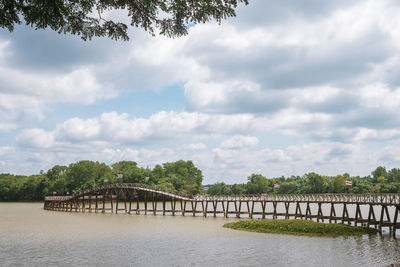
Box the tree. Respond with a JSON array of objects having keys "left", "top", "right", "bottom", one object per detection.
[
  {"left": 304, "top": 173, "right": 327, "bottom": 193},
  {"left": 246, "top": 174, "right": 270, "bottom": 194},
  {"left": 207, "top": 182, "right": 232, "bottom": 195},
  {"left": 1, "top": 0, "right": 248, "bottom": 41},
  {"left": 372, "top": 166, "right": 387, "bottom": 181},
  {"left": 111, "top": 161, "right": 144, "bottom": 183},
  {"left": 387, "top": 168, "right": 400, "bottom": 183},
  {"left": 65, "top": 160, "right": 112, "bottom": 192},
  {"left": 331, "top": 174, "right": 346, "bottom": 193},
  {"left": 162, "top": 160, "right": 203, "bottom": 195}
]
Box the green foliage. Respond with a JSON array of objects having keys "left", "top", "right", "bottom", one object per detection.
[
  {"left": 2, "top": 163, "right": 400, "bottom": 201},
  {"left": 208, "top": 182, "right": 232, "bottom": 195},
  {"left": 0, "top": 159, "right": 203, "bottom": 200},
  {"left": 162, "top": 160, "right": 203, "bottom": 195},
  {"left": 304, "top": 172, "right": 328, "bottom": 193},
  {"left": 204, "top": 166, "right": 400, "bottom": 195},
  {"left": 0, "top": 0, "right": 248, "bottom": 41},
  {"left": 330, "top": 174, "right": 346, "bottom": 193},
  {"left": 223, "top": 219, "right": 378, "bottom": 237},
  {"left": 246, "top": 174, "right": 271, "bottom": 194},
  {"left": 372, "top": 166, "right": 387, "bottom": 181}
]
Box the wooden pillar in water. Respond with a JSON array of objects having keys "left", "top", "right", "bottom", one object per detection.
[
  {"left": 355, "top": 203, "right": 362, "bottom": 227},
  {"left": 367, "top": 204, "right": 376, "bottom": 228},
  {"left": 102, "top": 194, "right": 105, "bottom": 213},
  {"left": 393, "top": 205, "right": 400, "bottom": 237},
  {"left": 234, "top": 201, "right": 239, "bottom": 218},
  {"left": 88, "top": 195, "right": 92, "bottom": 212},
  {"left": 191, "top": 201, "right": 197, "bottom": 217},
  {"left": 180, "top": 200, "right": 185, "bottom": 216},
  {"left": 246, "top": 201, "right": 251, "bottom": 219},
  {"left": 273, "top": 201, "right": 277, "bottom": 219},
  {"left": 144, "top": 192, "right": 147, "bottom": 215},
  {"left": 379, "top": 205, "right": 391, "bottom": 233},
  {"left": 115, "top": 193, "right": 119, "bottom": 214},
  {"left": 213, "top": 201, "right": 217, "bottom": 217},
  {"left": 295, "top": 202, "right": 302, "bottom": 219},
  {"left": 342, "top": 203, "right": 349, "bottom": 224},
  {"left": 261, "top": 201, "right": 266, "bottom": 219},
  {"left": 305, "top": 202, "right": 312, "bottom": 220},
  {"left": 172, "top": 198, "right": 176, "bottom": 216},
  {"left": 153, "top": 193, "right": 156, "bottom": 215},
  {"left": 162, "top": 195, "right": 166, "bottom": 216},
  {"left": 329, "top": 203, "right": 336, "bottom": 223},
  {"left": 124, "top": 190, "right": 127, "bottom": 214},
  {"left": 136, "top": 194, "right": 140, "bottom": 215},
  {"left": 317, "top": 202, "right": 323, "bottom": 222},
  {"left": 110, "top": 192, "right": 114, "bottom": 214},
  {"left": 285, "top": 202, "right": 290, "bottom": 219},
  {"left": 95, "top": 195, "right": 98, "bottom": 213}
]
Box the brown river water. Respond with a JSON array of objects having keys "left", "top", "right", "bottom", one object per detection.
[{"left": 0, "top": 202, "right": 399, "bottom": 266}]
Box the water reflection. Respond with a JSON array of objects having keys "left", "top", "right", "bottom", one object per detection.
[{"left": 0, "top": 203, "right": 399, "bottom": 266}]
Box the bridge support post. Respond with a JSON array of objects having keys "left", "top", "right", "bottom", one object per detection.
[
  {"left": 317, "top": 202, "right": 323, "bottom": 222},
  {"left": 342, "top": 203, "right": 349, "bottom": 224},
  {"left": 172, "top": 198, "right": 176, "bottom": 216},
  {"left": 191, "top": 201, "right": 196, "bottom": 217},
  {"left": 295, "top": 202, "right": 302, "bottom": 219},
  {"left": 162, "top": 196, "right": 166, "bottom": 216},
  {"left": 305, "top": 202, "right": 311, "bottom": 220},
  {"left": 153, "top": 193, "right": 157, "bottom": 216},
  {"left": 285, "top": 202, "right": 290, "bottom": 219},
  {"left": 393, "top": 205, "right": 400, "bottom": 237},
  {"left": 181, "top": 200, "right": 185, "bottom": 216},
  {"left": 379, "top": 205, "right": 391, "bottom": 233},
  {"left": 272, "top": 201, "right": 277, "bottom": 219},
  {"left": 144, "top": 192, "right": 147, "bottom": 215},
  {"left": 329, "top": 203, "right": 336, "bottom": 223},
  {"left": 367, "top": 204, "right": 376, "bottom": 228},
  {"left": 95, "top": 195, "right": 98, "bottom": 213}
]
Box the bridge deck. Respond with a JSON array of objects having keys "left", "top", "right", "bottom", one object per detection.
[{"left": 43, "top": 184, "right": 400, "bottom": 237}]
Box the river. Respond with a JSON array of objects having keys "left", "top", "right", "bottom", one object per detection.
[{"left": 0, "top": 203, "right": 399, "bottom": 266}]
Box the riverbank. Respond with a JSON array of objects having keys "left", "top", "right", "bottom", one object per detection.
[{"left": 223, "top": 219, "right": 379, "bottom": 237}]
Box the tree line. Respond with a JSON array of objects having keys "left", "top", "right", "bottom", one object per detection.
[
  {"left": 206, "top": 166, "right": 400, "bottom": 195},
  {"left": 1, "top": 161, "right": 399, "bottom": 201},
  {"left": 0, "top": 160, "right": 203, "bottom": 201}
]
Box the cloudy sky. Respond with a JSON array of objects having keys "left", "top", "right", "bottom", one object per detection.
[{"left": 1, "top": 0, "right": 400, "bottom": 183}]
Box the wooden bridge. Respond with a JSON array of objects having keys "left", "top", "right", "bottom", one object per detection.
[{"left": 44, "top": 183, "right": 400, "bottom": 237}]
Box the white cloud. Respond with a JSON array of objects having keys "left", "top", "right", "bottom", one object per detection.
[
  {"left": 220, "top": 135, "right": 259, "bottom": 149},
  {"left": 181, "top": 143, "right": 207, "bottom": 150},
  {"left": 16, "top": 128, "right": 55, "bottom": 148}
]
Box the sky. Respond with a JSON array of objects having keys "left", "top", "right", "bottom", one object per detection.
[{"left": 1, "top": 0, "right": 400, "bottom": 184}]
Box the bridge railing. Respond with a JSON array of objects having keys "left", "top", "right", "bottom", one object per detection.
[
  {"left": 44, "top": 186, "right": 400, "bottom": 205},
  {"left": 45, "top": 183, "right": 194, "bottom": 201},
  {"left": 194, "top": 193, "right": 400, "bottom": 204}
]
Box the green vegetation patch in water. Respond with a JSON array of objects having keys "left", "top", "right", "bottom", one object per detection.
[{"left": 223, "top": 219, "right": 378, "bottom": 237}]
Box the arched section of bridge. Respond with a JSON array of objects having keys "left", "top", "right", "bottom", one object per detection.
[
  {"left": 44, "top": 183, "right": 193, "bottom": 215},
  {"left": 44, "top": 184, "right": 400, "bottom": 237}
]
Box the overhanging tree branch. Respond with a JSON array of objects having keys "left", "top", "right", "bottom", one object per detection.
[{"left": 0, "top": 0, "right": 249, "bottom": 41}]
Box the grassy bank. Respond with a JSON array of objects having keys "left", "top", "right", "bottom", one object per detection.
[{"left": 223, "top": 219, "right": 378, "bottom": 237}]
